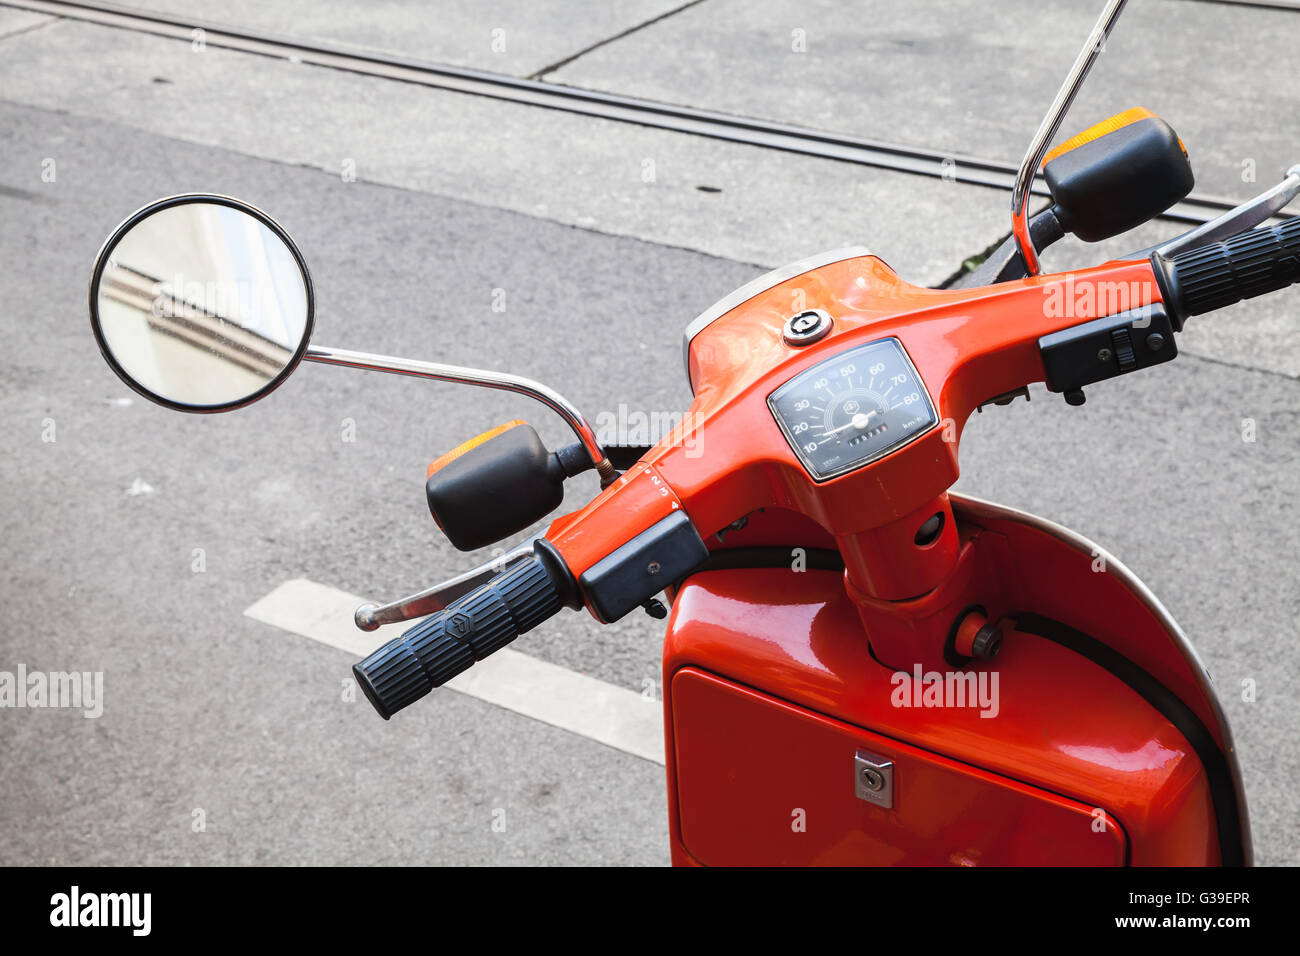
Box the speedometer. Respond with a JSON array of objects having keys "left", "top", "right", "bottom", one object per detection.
[{"left": 767, "top": 337, "right": 937, "bottom": 481}]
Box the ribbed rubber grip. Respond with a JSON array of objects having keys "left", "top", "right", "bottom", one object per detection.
[
  {"left": 1160, "top": 217, "right": 1300, "bottom": 318},
  {"left": 353, "top": 553, "right": 565, "bottom": 719}
]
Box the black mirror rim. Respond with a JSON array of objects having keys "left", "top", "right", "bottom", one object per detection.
[{"left": 88, "top": 192, "right": 316, "bottom": 414}]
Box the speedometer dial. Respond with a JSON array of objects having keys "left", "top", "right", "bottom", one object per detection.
[{"left": 767, "top": 337, "right": 937, "bottom": 481}]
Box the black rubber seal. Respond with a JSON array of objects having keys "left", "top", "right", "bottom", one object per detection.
[
  {"left": 1015, "top": 612, "right": 1246, "bottom": 867},
  {"left": 692, "top": 546, "right": 845, "bottom": 573},
  {"left": 605, "top": 443, "right": 654, "bottom": 470}
]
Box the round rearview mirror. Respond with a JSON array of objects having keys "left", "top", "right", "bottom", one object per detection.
[{"left": 89, "top": 194, "right": 314, "bottom": 412}]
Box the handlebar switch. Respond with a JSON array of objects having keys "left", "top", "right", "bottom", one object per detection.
[
  {"left": 1038, "top": 304, "right": 1178, "bottom": 402},
  {"left": 578, "top": 511, "right": 709, "bottom": 623}
]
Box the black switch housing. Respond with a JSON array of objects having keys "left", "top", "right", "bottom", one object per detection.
[
  {"left": 1039, "top": 305, "right": 1177, "bottom": 397},
  {"left": 578, "top": 511, "right": 708, "bottom": 623}
]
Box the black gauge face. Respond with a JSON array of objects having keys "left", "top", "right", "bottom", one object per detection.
[{"left": 767, "top": 338, "right": 937, "bottom": 481}]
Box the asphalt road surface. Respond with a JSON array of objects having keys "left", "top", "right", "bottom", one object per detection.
[{"left": 1, "top": 0, "right": 1297, "bottom": 866}]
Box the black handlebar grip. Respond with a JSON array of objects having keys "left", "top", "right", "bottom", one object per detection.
[
  {"left": 1156, "top": 217, "right": 1300, "bottom": 321},
  {"left": 353, "top": 548, "right": 572, "bottom": 719}
]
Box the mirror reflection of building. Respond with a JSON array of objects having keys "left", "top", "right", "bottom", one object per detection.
[{"left": 93, "top": 200, "right": 310, "bottom": 408}]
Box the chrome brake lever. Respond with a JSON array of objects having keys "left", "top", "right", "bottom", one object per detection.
[
  {"left": 1138, "top": 165, "right": 1300, "bottom": 259},
  {"left": 353, "top": 537, "right": 539, "bottom": 631}
]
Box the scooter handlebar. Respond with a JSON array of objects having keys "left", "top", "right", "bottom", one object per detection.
[
  {"left": 1156, "top": 216, "right": 1300, "bottom": 321},
  {"left": 353, "top": 544, "right": 574, "bottom": 719}
]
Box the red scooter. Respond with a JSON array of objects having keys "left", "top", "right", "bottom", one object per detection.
[{"left": 87, "top": 0, "right": 1298, "bottom": 866}]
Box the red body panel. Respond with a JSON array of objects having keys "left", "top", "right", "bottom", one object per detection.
[
  {"left": 661, "top": 498, "right": 1247, "bottom": 866},
  {"left": 673, "top": 669, "right": 1127, "bottom": 867}
]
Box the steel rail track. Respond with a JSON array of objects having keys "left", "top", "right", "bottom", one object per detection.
[
  {"left": 1183, "top": 0, "right": 1300, "bottom": 11},
  {"left": 4, "top": 0, "right": 1293, "bottom": 226}
]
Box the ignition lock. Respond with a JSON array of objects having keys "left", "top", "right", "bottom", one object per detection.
[{"left": 782, "top": 309, "right": 833, "bottom": 346}]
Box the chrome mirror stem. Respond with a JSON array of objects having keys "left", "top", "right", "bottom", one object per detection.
[
  {"left": 303, "top": 345, "right": 614, "bottom": 481},
  {"left": 1011, "top": 0, "right": 1131, "bottom": 275}
]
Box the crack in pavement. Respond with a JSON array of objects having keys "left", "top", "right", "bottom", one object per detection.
[
  {"left": 0, "top": 11, "right": 61, "bottom": 42},
  {"left": 529, "top": 0, "right": 711, "bottom": 81}
]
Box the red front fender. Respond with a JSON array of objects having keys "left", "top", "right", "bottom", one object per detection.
[{"left": 661, "top": 494, "right": 1250, "bottom": 867}]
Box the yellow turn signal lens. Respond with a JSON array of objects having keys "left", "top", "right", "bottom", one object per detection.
[
  {"left": 427, "top": 420, "right": 527, "bottom": 479},
  {"left": 1043, "top": 107, "right": 1184, "bottom": 166}
]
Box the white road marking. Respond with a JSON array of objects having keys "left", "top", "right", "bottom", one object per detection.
[{"left": 244, "top": 579, "right": 665, "bottom": 764}]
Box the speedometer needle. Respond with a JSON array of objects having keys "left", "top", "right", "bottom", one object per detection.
[{"left": 817, "top": 409, "right": 879, "bottom": 445}]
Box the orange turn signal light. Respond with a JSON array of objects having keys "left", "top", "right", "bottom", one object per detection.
[
  {"left": 427, "top": 420, "right": 527, "bottom": 479},
  {"left": 1044, "top": 107, "right": 1185, "bottom": 166}
]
